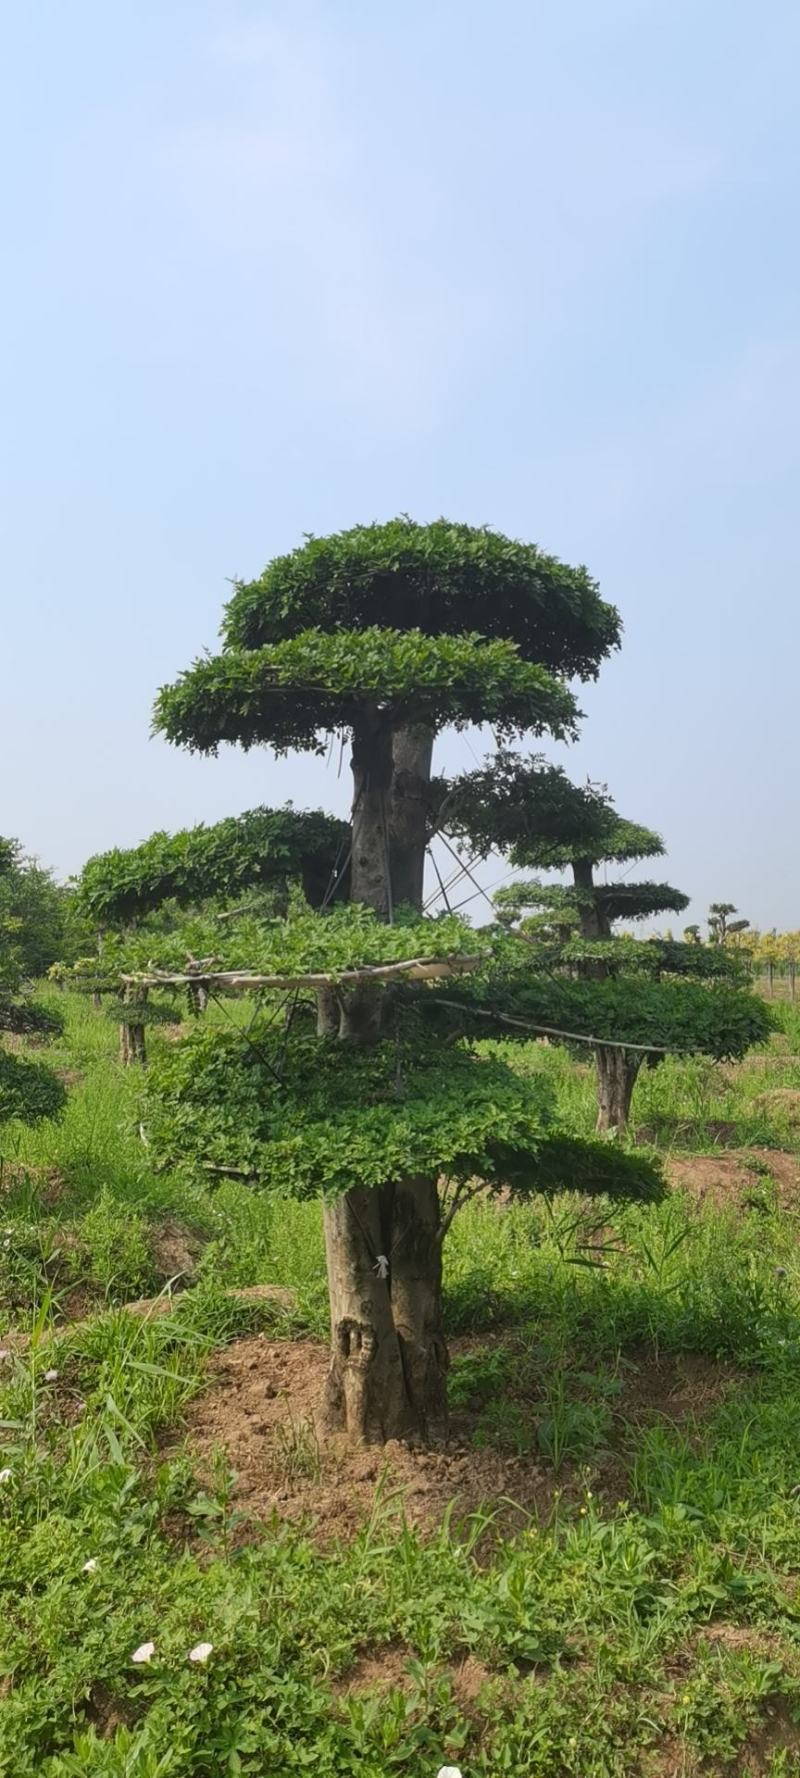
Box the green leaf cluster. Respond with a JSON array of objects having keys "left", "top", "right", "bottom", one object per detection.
[
  {"left": 445, "top": 753, "right": 664, "bottom": 869},
  {"left": 222, "top": 516, "right": 620, "bottom": 679},
  {"left": 154, "top": 630, "right": 580, "bottom": 757},
  {"left": 146, "top": 1025, "right": 555, "bottom": 1198},
  {"left": 77, "top": 805, "right": 349, "bottom": 924},
  {"left": 0, "top": 1048, "right": 66, "bottom": 1126},
  {"left": 98, "top": 900, "right": 485, "bottom": 981},
  {"left": 498, "top": 877, "right": 690, "bottom": 925},
  {"left": 425, "top": 969, "right": 774, "bottom": 1060}
]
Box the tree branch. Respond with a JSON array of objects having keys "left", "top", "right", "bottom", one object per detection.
[{"left": 120, "top": 953, "right": 484, "bottom": 992}]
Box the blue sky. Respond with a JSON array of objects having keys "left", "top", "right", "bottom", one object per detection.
[{"left": 2, "top": 0, "right": 798, "bottom": 927}]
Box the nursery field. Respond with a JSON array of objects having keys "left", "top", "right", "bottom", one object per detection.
[{"left": 4, "top": 996, "right": 800, "bottom": 1774}]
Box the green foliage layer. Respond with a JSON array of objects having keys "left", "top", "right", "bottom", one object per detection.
[
  {"left": 78, "top": 806, "right": 349, "bottom": 924},
  {"left": 96, "top": 901, "right": 484, "bottom": 981},
  {"left": 146, "top": 1026, "right": 555, "bottom": 1198},
  {"left": 425, "top": 970, "right": 774, "bottom": 1060},
  {"left": 222, "top": 516, "right": 620, "bottom": 679},
  {"left": 154, "top": 631, "right": 580, "bottom": 757}
]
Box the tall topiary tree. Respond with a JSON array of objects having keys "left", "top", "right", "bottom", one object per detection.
[
  {"left": 442, "top": 755, "right": 772, "bottom": 1130},
  {"left": 708, "top": 902, "right": 750, "bottom": 945},
  {"left": 139, "top": 517, "right": 647, "bottom": 1444}
]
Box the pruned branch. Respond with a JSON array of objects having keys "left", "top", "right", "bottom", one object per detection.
[
  {"left": 432, "top": 996, "right": 675, "bottom": 1054},
  {"left": 120, "top": 952, "right": 484, "bottom": 992}
]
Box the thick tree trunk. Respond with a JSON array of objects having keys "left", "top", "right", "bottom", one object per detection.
[
  {"left": 573, "top": 858, "right": 611, "bottom": 939},
  {"left": 388, "top": 724, "right": 434, "bottom": 911},
  {"left": 350, "top": 713, "right": 394, "bottom": 916},
  {"left": 322, "top": 1176, "right": 447, "bottom": 1444},
  {"left": 595, "top": 1045, "right": 641, "bottom": 1131},
  {"left": 317, "top": 712, "right": 448, "bottom": 1444},
  {"left": 316, "top": 986, "right": 340, "bottom": 1037}
]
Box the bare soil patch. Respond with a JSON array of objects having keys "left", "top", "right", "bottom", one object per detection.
[
  {"left": 172, "top": 1338, "right": 739, "bottom": 1546},
  {"left": 667, "top": 1147, "right": 800, "bottom": 1214}
]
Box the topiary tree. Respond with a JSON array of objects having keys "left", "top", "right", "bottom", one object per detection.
[
  {"left": 133, "top": 516, "right": 660, "bottom": 1444},
  {"left": 444, "top": 755, "right": 772, "bottom": 1130},
  {"left": 708, "top": 902, "right": 750, "bottom": 945}
]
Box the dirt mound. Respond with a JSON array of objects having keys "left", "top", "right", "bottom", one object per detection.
[
  {"left": 667, "top": 1148, "right": 800, "bottom": 1213},
  {"left": 754, "top": 1090, "right": 800, "bottom": 1126},
  {"left": 171, "top": 1338, "right": 739, "bottom": 1546}
]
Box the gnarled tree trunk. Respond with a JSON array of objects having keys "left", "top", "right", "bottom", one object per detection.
[
  {"left": 322, "top": 1176, "right": 447, "bottom": 1444},
  {"left": 320, "top": 712, "right": 448, "bottom": 1444},
  {"left": 594, "top": 1044, "right": 641, "bottom": 1131}
]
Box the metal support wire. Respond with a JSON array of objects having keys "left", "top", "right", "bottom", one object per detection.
[
  {"left": 437, "top": 831, "right": 498, "bottom": 917},
  {"left": 207, "top": 989, "right": 289, "bottom": 1087},
  {"left": 428, "top": 843, "right": 454, "bottom": 914}
]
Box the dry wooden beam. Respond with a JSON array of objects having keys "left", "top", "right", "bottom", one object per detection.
[{"left": 120, "top": 953, "right": 484, "bottom": 992}]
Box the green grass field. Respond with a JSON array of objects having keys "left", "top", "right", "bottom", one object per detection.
[{"left": 5, "top": 994, "right": 800, "bottom": 1774}]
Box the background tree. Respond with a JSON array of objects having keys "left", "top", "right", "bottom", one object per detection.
[
  {"left": 0, "top": 839, "right": 76, "bottom": 978},
  {"left": 131, "top": 516, "right": 656, "bottom": 1444},
  {"left": 708, "top": 902, "right": 750, "bottom": 945},
  {"left": 442, "top": 755, "right": 771, "bottom": 1130},
  {"left": 0, "top": 886, "right": 66, "bottom": 1135}
]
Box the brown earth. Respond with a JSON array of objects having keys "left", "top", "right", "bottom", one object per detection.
[
  {"left": 169, "top": 1337, "right": 740, "bottom": 1548},
  {"left": 666, "top": 1146, "right": 800, "bottom": 1214}
]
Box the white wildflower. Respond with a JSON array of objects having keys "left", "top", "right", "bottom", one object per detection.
[
  {"left": 436, "top": 1769, "right": 463, "bottom": 1778},
  {"left": 82, "top": 1557, "right": 98, "bottom": 1574},
  {"left": 188, "top": 1641, "right": 213, "bottom": 1664},
  {"left": 131, "top": 1641, "right": 155, "bottom": 1664},
  {"left": 44, "top": 1368, "right": 58, "bottom": 1383},
  {"left": 0, "top": 1468, "right": 12, "bottom": 1483}
]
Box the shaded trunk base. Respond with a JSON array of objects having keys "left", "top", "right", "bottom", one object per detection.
[
  {"left": 120, "top": 1022, "right": 146, "bottom": 1066},
  {"left": 322, "top": 1178, "right": 448, "bottom": 1445},
  {"left": 595, "top": 1045, "right": 641, "bottom": 1131}
]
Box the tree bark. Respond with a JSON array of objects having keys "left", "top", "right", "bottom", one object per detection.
[
  {"left": 388, "top": 724, "right": 434, "bottom": 911},
  {"left": 316, "top": 986, "right": 340, "bottom": 1037},
  {"left": 322, "top": 1177, "right": 447, "bottom": 1444},
  {"left": 120, "top": 988, "right": 148, "bottom": 1067},
  {"left": 573, "top": 858, "right": 611, "bottom": 939},
  {"left": 350, "top": 712, "right": 394, "bottom": 916},
  {"left": 595, "top": 1045, "right": 641, "bottom": 1131}
]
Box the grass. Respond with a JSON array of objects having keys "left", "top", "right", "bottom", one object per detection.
[{"left": 3, "top": 996, "right": 800, "bottom": 1771}]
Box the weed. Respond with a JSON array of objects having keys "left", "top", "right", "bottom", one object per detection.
[{"left": 273, "top": 1407, "right": 322, "bottom": 1483}]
